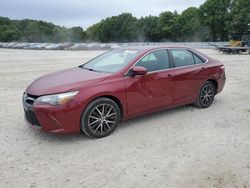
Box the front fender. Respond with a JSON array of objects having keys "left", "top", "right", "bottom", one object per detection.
[{"left": 73, "top": 76, "right": 127, "bottom": 120}]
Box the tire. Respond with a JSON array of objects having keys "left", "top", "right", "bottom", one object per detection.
[
  {"left": 194, "top": 81, "right": 216, "bottom": 108},
  {"left": 237, "top": 50, "right": 242, "bottom": 55},
  {"left": 81, "top": 98, "right": 121, "bottom": 138}
]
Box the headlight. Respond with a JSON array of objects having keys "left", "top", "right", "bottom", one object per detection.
[{"left": 36, "top": 91, "right": 79, "bottom": 106}]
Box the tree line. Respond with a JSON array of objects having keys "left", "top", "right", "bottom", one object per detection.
[
  {"left": 0, "top": 17, "right": 87, "bottom": 42},
  {"left": 0, "top": 0, "right": 249, "bottom": 43}
]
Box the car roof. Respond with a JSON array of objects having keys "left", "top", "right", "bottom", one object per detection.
[
  {"left": 120, "top": 45, "right": 191, "bottom": 51},
  {"left": 119, "top": 45, "right": 210, "bottom": 61}
]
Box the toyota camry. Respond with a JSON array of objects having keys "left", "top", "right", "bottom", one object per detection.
[{"left": 23, "top": 46, "right": 226, "bottom": 138}]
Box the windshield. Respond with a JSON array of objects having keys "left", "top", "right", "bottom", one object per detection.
[{"left": 82, "top": 49, "right": 142, "bottom": 73}]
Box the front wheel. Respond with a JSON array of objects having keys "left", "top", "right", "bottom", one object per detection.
[
  {"left": 81, "top": 98, "right": 121, "bottom": 138},
  {"left": 194, "top": 81, "right": 216, "bottom": 108}
]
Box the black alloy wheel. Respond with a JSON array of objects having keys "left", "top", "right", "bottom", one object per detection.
[
  {"left": 81, "top": 98, "right": 120, "bottom": 138},
  {"left": 194, "top": 81, "right": 216, "bottom": 108}
]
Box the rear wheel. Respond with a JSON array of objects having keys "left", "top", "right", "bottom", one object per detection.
[
  {"left": 81, "top": 98, "right": 120, "bottom": 138},
  {"left": 194, "top": 81, "right": 216, "bottom": 108}
]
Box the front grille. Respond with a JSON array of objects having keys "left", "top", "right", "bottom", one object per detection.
[
  {"left": 25, "top": 109, "right": 41, "bottom": 127},
  {"left": 25, "top": 94, "right": 38, "bottom": 105},
  {"left": 23, "top": 92, "right": 40, "bottom": 127}
]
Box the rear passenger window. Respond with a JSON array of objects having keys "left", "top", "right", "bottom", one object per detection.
[
  {"left": 171, "top": 49, "right": 195, "bottom": 68},
  {"left": 193, "top": 54, "right": 205, "bottom": 64}
]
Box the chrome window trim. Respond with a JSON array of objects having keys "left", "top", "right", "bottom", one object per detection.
[{"left": 124, "top": 47, "right": 208, "bottom": 76}]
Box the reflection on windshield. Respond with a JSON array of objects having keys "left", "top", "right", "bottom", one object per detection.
[{"left": 82, "top": 49, "right": 141, "bottom": 73}]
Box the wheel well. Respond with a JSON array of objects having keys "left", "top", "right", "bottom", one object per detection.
[
  {"left": 207, "top": 79, "right": 218, "bottom": 93},
  {"left": 98, "top": 95, "right": 124, "bottom": 120}
]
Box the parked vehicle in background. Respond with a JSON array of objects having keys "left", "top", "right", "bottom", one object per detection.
[{"left": 213, "top": 34, "right": 250, "bottom": 54}]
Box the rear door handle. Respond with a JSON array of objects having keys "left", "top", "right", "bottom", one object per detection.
[
  {"left": 167, "top": 74, "right": 173, "bottom": 77},
  {"left": 201, "top": 67, "right": 206, "bottom": 70}
]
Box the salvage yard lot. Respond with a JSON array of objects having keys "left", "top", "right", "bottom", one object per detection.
[{"left": 0, "top": 48, "right": 249, "bottom": 187}]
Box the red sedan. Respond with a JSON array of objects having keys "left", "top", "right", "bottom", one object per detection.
[{"left": 23, "top": 46, "right": 226, "bottom": 138}]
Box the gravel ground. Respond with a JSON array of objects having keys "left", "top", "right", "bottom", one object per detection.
[{"left": 0, "top": 49, "right": 249, "bottom": 188}]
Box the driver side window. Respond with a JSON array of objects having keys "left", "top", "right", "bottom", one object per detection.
[{"left": 136, "top": 50, "right": 170, "bottom": 72}]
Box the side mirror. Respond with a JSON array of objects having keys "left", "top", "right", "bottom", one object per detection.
[{"left": 132, "top": 66, "right": 147, "bottom": 76}]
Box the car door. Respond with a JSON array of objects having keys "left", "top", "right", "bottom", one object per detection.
[
  {"left": 124, "top": 49, "right": 175, "bottom": 116},
  {"left": 169, "top": 49, "right": 207, "bottom": 105}
]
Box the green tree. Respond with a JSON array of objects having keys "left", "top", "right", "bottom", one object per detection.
[
  {"left": 157, "top": 11, "right": 175, "bottom": 41},
  {"left": 86, "top": 22, "right": 101, "bottom": 41},
  {"left": 137, "top": 16, "right": 161, "bottom": 42},
  {"left": 24, "top": 22, "right": 45, "bottom": 42},
  {"left": 229, "top": 0, "right": 250, "bottom": 36},
  {"left": 68, "top": 27, "right": 87, "bottom": 42},
  {"left": 200, "top": 0, "right": 232, "bottom": 41},
  {"left": 0, "top": 17, "right": 11, "bottom": 25},
  {"left": 53, "top": 26, "right": 69, "bottom": 42},
  {"left": 87, "top": 13, "right": 138, "bottom": 42},
  {"left": 177, "top": 7, "right": 202, "bottom": 41},
  {"left": 0, "top": 25, "right": 22, "bottom": 42},
  {"left": 0, "top": 16, "right": 87, "bottom": 42}
]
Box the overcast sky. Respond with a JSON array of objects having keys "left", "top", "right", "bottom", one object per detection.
[{"left": 0, "top": 0, "right": 206, "bottom": 29}]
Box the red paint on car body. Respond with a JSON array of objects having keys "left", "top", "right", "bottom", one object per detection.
[{"left": 23, "top": 46, "right": 226, "bottom": 134}]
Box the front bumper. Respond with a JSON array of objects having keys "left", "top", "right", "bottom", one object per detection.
[{"left": 22, "top": 93, "right": 84, "bottom": 134}]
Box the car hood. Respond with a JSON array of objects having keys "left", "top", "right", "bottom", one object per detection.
[{"left": 26, "top": 67, "right": 111, "bottom": 96}]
